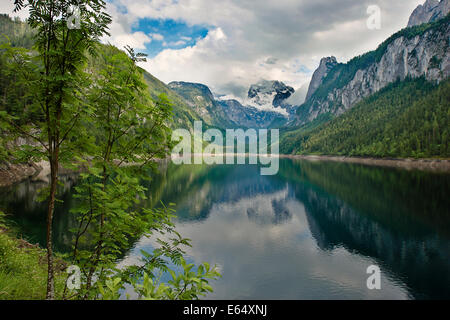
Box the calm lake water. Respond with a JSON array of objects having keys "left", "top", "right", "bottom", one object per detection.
[{"left": 1, "top": 158, "right": 450, "bottom": 299}]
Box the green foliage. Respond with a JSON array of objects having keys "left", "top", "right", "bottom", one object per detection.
[
  {"left": 142, "top": 72, "right": 203, "bottom": 131},
  {"left": 0, "top": 223, "right": 66, "bottom": 300},
  {"left": 0, "top": 7, "right": 220, "bottom": 300},
  {"left": 95, "top": 257, "right": 220, "bottom": 300},
  {"left": 168, "top": 82, "right": 235, "bottom": 129},
  {"left": 279, "top": 113, "right": 333, "bottom": 154},
  {"left": 0, "top": 14, "right": 34, "bottom": 49},
  {"left": 284, "top": 78, "right": 450, "bottom": 158},
  {"left": 61, "top": 46, "right": 220, "bottom": 300},
  {"left": 130, "top": 258, "right": 220, "bottom": 300},
  {"left": 1, "top": 2, "right": 113, "bottom": 299},
  {"left": 0, "top": 210, "right": 5, "bottom": 228},
  {"left": 0, "top": 10, "right": 200, "bottom": 133}
]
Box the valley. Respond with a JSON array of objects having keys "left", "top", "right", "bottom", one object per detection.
[{"left": 0, "top": 0, "right": 449, "bottom": 303}]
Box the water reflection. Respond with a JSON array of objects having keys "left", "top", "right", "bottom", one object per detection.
[
  {"left": 1, "top": 159, "right": 450, "bottom": 299},
  {"left": 122, "top": 160, "right": 450, "bottom": 299}
]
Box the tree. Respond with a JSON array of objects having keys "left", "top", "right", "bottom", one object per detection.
[
  {"left": 7, "top": 0, "right": 111, "bottom": 299},
  {"left": 1, "top": 1, "right": 220, "bottom": 300},
  {"left": 62, "top": 45, "right": 219, "bottom": 300}
]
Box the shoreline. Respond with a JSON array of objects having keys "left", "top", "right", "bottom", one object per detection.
[
  {"left": 0, "top": 162, "right": 44, "bottom": 188},
  {"left": 1, "top": 155, "right": 449, "bottom": 188},
  {"left": 282, "top": 155, "right": 450, "bottom": 172}
]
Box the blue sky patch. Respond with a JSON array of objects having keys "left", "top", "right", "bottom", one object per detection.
[
  {"left": 131, "top": 18, "right": 210, "bottom": 57},
  {"left": 296, "top": 65, "right": 311, "bottom": 74}
]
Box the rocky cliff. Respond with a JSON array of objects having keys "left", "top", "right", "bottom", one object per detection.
[
  {"left": 305, "top": 56, "right": 338, "bottom": 101},
  {"left": 408, "top": 0, "right": 449, "bottom": 27},
  {"left": 296, "top": 15, "right": 449, "bottom": 125}
]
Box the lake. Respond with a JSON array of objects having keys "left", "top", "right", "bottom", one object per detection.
[{"left": 1, "top": 158, "right": 450, "bottom": 299}]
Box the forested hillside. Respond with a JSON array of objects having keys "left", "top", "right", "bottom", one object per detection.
[
  {"left": 281, "top": 78, "right": 450, "bottom": 158},
  {"left": 0, "top": 14, "right": 34, "bottom": 48},
  {"left": 0, "top": 14, "right": 200, "bottom": 132}
]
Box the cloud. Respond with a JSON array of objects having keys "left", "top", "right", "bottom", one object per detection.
[
  {"left": 117, "top": 0, "right": 423, "bottom": 97},
  {"left": 150, "top": 33, "right": 164, "bottom": 41},
  {"left": 167, "top": 40, "right": 187, "bottom": 47},
  {"left": 112, "top": 31, "right": 151, "bottom": 50},
  {"left": 265, "top": 57, "right": 279, "bottom": 65},
  {"left": 1, "top": 0, "right": 425, "bottom": 97},
  {"left": 0, "top": 1, "right": 31, "bottom": 21}
]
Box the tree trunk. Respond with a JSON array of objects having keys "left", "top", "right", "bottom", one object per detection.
[{"left": 46, "top": 152, "right": 59, "bottom": 300}]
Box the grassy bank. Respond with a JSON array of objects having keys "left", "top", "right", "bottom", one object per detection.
[{"left": 0, "top": 211, "right": 66, "bottom": 300}]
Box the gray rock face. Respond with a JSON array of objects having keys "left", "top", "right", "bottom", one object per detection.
[
  {"left": 407, "top": 0, "right": 449, "bottom": 27},
  {"left": 305, "top": 56, "right": 338, "bottom": 101},
  {"left": 296, "top": 19, "right": 450, "bottom": 125}
]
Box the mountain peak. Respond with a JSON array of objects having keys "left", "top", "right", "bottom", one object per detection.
[
  {"left": 169, "top": 81, "right": 213, "bottom": 94},
  {"left": 247, "top": 80, "right": 295, "bottom": 108},
  {"left": 407, "top": 0, "right": 449, "bottom": 27},
  {"left": 305, "top": 56, "right": 338, "bottom": 101}
]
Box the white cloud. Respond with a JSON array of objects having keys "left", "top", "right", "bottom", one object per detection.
[
  {"left": 112, "top": 31, "right": 151, "bottom": 50},
  {"left": 150, "top": 33, "right": 164, "bottom": 41},
  {"left": 121, "top": 0, "right": 423, "bottom": 97},
  {"left": 0, "top": 1, "right": 31, "bottom": 21},
  {"left": 1, "top": 0, "right": 426, "bottom": 98},
  {"left": 167, "top": 40, "right": 187, "bottom": 47}
]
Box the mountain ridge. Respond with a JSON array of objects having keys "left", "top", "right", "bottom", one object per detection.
[
  {"left": 294, "top": 14, "right": 449, "bottom": 127},
  {"left": 408, "top": 0, "right": 449, "bottom": 27},
  {"left": 169, "top": 80, "right": 293, "bottom": 128}
]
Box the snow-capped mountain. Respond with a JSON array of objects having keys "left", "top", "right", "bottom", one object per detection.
[
  {"left": 245, "top": 80, "right": 295, "bottom": 115},
  {"left": 169, "top": 80, "right": 299, "bottom": 129}
]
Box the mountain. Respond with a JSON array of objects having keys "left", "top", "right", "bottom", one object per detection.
[
  {"left": 280, "top": 3, "right": 450, "bottom": 157},
  {"left": 285, "top": 82, "right": 308, "bottom": 106},
  {"left": 281, "top": 78, "right": 450, "bottom": 157},
  {"left": 0, "top": 14, "right": 34, "bottom": 49},
  {"left": 217, "top": 99, "right": 286, "bottom": 129},
  {"left": 305, "top": 56, "right": 338, "bottom": 101},
  {"left": 169, "top": 81, "right": 290, "bottom": 128},
  {"left": 141, "top": 74, "right": 204, "bottom": 130},
  {"left": 247, "top": 80, "right": 296, "bottom": 115},
  {"left": 168, "top": 81, "right": 235, "bottom": 128},
  {"left": 408, "top": 0, "right": 449, "bottom": 27},
  {"left": 294, "top": 14, "right": 449, "bottom": 126}
]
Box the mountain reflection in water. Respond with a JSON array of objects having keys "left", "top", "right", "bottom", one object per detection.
[{"left": 2, "top": 159, "right": 449, "bottom": 299}]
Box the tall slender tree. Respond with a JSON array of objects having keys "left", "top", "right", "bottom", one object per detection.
[{"left": 11, "top": 0, "right": 111, "bottom": 299}]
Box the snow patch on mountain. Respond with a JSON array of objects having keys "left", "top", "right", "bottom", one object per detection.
[{"left": 217, "top": 93, "right": 289, "bottom": 116}]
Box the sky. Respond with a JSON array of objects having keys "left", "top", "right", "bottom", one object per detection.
[{"left": 1, "top": 0, "right": 424, "bottom": 99}]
